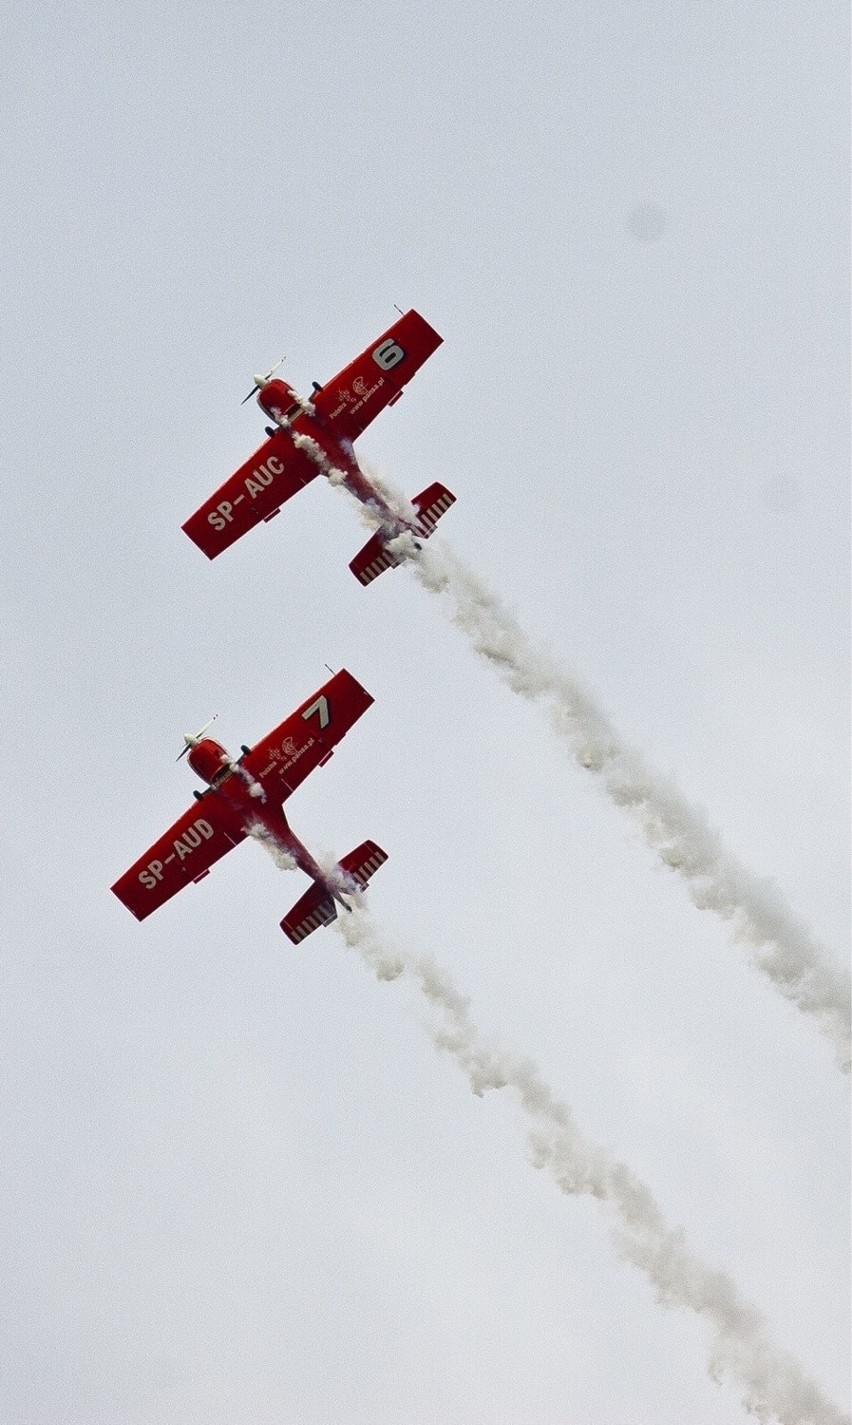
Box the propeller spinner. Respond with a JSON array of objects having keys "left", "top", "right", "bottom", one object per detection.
[
  {"left": 241, "top": 357, "right": 285, "bottom": 404},
  {"left": 176, "top": 714, "right": 218, "bottom": 761}
]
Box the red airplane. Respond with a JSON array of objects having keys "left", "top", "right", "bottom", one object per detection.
[
  {"left": 111, "top": 670, "right": 386, "bottom": 944},
  {"left": 182, "top": 309, "right": 456, "bottom": 586}
]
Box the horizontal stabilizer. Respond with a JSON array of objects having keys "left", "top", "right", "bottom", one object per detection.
[
  {"left": 280, "top": 883, "right": 337, "bottom": 944},
  {"left": 412, "top": 482, "right": 456, "bottom": 537},
  {"left": 337, "top": 840, "right": 389, "bottom": 891},
  {"left": 349, "top": 529, "right": 404, "bottom": 587},
  {"left": 280, "top": 841, "right": 388, "bottom": 944},
  {"left": 349, "top": 483, "right": 455, "bottom": 586}
]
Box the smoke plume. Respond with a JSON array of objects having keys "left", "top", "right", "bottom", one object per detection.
[
  {"left": 336, "top": 906, "right": 849, "bottom": 1425},
  {"left": 248, "top": 823, "right": 297, "bottom": 872},
  {"left": 396, "top": 537, "right": 850, "bottom": 1071}
]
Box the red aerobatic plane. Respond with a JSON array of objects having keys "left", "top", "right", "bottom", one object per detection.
[
  {"left": 182, "top": 309, "right": 455, "bottom": 585},
  {"left": 111, "top": 670, "right": 386, "bottom": 944}
]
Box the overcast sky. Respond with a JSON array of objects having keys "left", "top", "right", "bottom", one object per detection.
[{"left": 1, "top": 1, "right": 849, "bottom": 1422}]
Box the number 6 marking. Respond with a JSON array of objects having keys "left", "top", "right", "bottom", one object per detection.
[
  {"left": 372, "top": 339, "right": 405, "bottom": 371},
  {"left": 302, "top": 694, "right": 330, "bottom": 730}
]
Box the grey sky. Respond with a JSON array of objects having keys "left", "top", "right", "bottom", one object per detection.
[{"left": 1, "top": 1, "right": 848, "bottom": 1422}]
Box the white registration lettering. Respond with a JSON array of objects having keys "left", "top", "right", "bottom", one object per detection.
[
  {"left": 211, "top": 500, "right": 234, "bottom": 527},
  {"left": 140, "top": 859, "right": 163, "bottom": 888},
  {"left": 138, "top": 821, "right": 213, "bottom": 890},
  {"left": 245, "top": 455, "right": 284, "bottom": 501},
  {"left": 173, "top": 819, "right": 215, "bottom": 862}
]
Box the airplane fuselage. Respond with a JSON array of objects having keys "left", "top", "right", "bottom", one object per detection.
[
  {"left": 180, "top": 311, "right": 452, "bottom": 578},
  {"left": 257, "top": 380, "right": 419, "bottom": 541},
  {"left": 187, "top": 737, "right": 347, "bottom": 905}
]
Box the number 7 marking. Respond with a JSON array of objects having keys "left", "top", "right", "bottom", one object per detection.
[{"left": 302, "top": 694, "right": 330, "bottom": 730}]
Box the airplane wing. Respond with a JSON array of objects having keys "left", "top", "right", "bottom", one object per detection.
[
  {"left": 312, "top": 309, "right": 443, "bottom": 445},
  {"left": 242, "top": 669, "right": 374, "bottom": 801},
  {"left": 181, "top": 427, "right": 319, "bottom": 559},
  {"left": 111, "top": 798, "right": 247, "bottom": 921}
]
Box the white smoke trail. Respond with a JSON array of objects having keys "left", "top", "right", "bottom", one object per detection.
[
  {"left": 390, "top": 535, "right": 850, "bottom": 1071},
  {"left": 296, "top": 428, "right": 418, "bottom": 528},
  {"left": 251, "top": 830, "right": 359, "bottom": 898},
  {"left": 291, "top": 429, "right": 347, "bottom": 487},
  {"left": 336, "top": 906, "right": 849, "bottom": 1425},
  {"left": 235, "top": 764, "right": 266, "bottom": 800},
  {"left": 248, "top": 823, "right": 297, "bottom": 872},
  {"left": 358, "top": 457, "right": 420, "bottom": 524}
]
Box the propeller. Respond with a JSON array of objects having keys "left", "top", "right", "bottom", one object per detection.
[
  {"left": 176, "top": 713, "right": 218, "bottom": 761},
  {"left": 241, "top": 357, "right": 285, "bottom": 404}
]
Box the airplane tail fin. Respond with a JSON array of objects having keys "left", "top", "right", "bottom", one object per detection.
[
  {"left": 349, "top": 483, "right": 456, "bottom": 586},
  {"left": 280, "top": 841, "right": 388, "bottom": 943}
]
